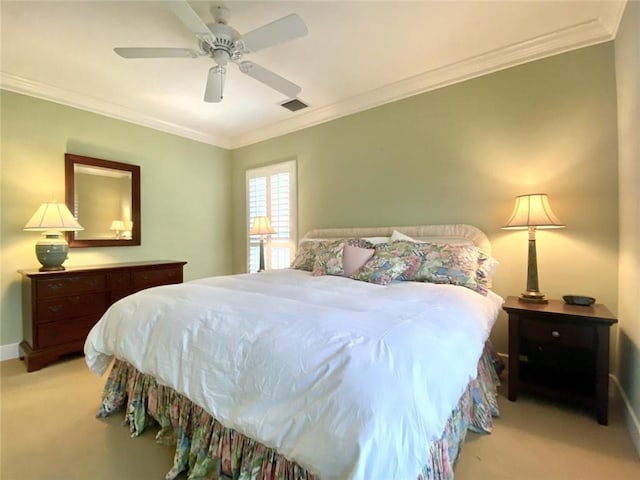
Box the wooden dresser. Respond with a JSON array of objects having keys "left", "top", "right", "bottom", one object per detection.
[{"left": 19, "top": 260, "right": 187, "bottom": 372}]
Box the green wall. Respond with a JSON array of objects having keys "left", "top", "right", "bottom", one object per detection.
[
  {"left": 0, "top": 42, "right": 623, "bottom": 368},
  {"left": 231, "top": 43, "right": 620, "bottom": 356},
  {"left": 0, "top": 91, "right": 232, "bottom": 346}
]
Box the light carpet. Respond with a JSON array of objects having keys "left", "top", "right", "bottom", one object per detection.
[{"left": 1, "top": 355, "right": 638, "bottom": 480}]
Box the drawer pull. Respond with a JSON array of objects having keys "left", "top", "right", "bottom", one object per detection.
[
  {"left": 551, "top": 330, "right": 560, "bottom": 338},
  {"left": 47, "top": 283, "right": 64, "bottom": 292},
  {"left": 48, "top": 304, "right": 63, "bottom": 313}
]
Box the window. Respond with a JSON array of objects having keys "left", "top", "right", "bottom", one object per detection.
[{"left": 246, "top": 160, "right": 297, "bottom": 272}]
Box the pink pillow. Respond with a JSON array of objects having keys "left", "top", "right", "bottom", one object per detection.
[{"left": 342, "top": 244, "right": 375, "bottom": 277}]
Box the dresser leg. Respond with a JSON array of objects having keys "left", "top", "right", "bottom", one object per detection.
[{"left": 19, "top": 340, "right": 84, "bottom": 372}]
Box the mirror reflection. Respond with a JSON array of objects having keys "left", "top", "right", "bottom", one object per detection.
[
  {"left": 65, "top": 154, "right": 141, "bottom": 247},
  {"left": 74, "top": 164, "right": 133, "bottom": 240}
]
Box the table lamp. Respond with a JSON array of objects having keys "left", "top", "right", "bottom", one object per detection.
[
  {"left": 24, "top": 201, "right": 84, "bottom": 271},
  {"left": 250, "top": 216, "right": 275, "bottom": 272},
  {"left": 502, "top": 193, "right": 565, "bottom": 303},
  {"left": 110, "top": 220, "right": 125, "bottom": 239}
]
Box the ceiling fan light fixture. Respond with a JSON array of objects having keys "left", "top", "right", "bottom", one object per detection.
[
  {"left": 205, "top": 65, "right": 226, "bottom": 103},
  {"left": 213, "top": 49, "right": 230, "bottom": 65},
  {"left": 238, "top": 61, "right": 253, "bottom": 74}
]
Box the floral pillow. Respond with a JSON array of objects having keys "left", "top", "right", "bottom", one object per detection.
[
  {"left": 476, "top": 251, "right": 499, "bottom": 295},
  {"left": 290, "top": 241, "right": 326, "bottom": 271},
  {"left": 407, "top": 243, "right": 481, "bottom": 291},
  {"left": 351, "top": 243, "right": 422, "bottom": 285},
  {"left": 312, "top": 241, "right": 346, "bottom": 276}
]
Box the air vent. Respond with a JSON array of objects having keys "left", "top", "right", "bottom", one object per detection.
[{"left": 280, "top": 98, "right": 309, "bottom": 112}]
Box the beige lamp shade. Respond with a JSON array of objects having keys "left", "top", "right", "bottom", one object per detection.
[
  {"left": 503, "top": 193, "right": 564, "bottom": 229},
  {"left": 24, "top": 201, "right": 84, "bottom": 231},
  {"left": 250, "top": 216, "right": 275, "bottom": 235}
]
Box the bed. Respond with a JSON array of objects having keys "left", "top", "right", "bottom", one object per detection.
[{"left": 85, "top": 224, "right": 503, "bottom": 480}]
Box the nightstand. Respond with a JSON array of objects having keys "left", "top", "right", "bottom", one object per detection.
[{"left": 503, "top": 296, "right": 617, "bottom": 425}]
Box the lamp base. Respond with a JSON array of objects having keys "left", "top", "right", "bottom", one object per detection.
[
  {"left": 518, "top": 291, "right": 549, "bottom": 304},
  {"left": 39, "top": 265, "right": 66, "bottom": 272},
  {"left": 258, "top": 238, "right": 266, "bottom": 272},
  {"left": 35, "top": 232, "right": 69, "bottom": 272}
]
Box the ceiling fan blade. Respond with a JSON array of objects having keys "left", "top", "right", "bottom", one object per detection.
[
  {"left": 238, "top": 61, "right": 301, "bottom": 98},
  {"left": 204, "top": 66, "right": 225, "bottom": 103},
  {"left": 167, "top": 1, "right": 215, "bottom": 48},
  {"left": 240, "top": 14, "right": 308, "bottom": 53},
  {"left": 114, "top": 47, "right": 202, "bottom": 59}
]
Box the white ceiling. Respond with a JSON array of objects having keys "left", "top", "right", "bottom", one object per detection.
[{"left": 0, "top": 1, "right": 626, "bottom": 149}]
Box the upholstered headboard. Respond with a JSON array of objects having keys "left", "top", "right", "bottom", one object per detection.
[{"left": 302, "top": 224, "right": 492, "bottom": 255}]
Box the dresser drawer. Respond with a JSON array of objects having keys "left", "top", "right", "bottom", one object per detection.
[
  {"left": 132, "top": 267, "right": 182, "bottom": 290},
  {"left": 36, "top": 274, "right": 106, "bottom": 298},
  {"left": 36, "top": 315, "right": 98, "bottom": 348},
  {"left": 521, "top": 318, "right": 595, "bottom": 349},
  {"left": 110, "top": 289, "right": 134, "bottom": 304},
  {"left": 36, "top": 293, "right": 107, "bottom": 323},
  {"left": 109, "top": 271, "right": 132, "bottom": 290}
]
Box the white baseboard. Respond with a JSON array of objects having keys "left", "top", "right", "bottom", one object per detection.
[
  {"left": 611, "top": 375, "right": 640, "bottom": 458},
  {"left": 0, "top": 343, "right": 20, "bottom": 361}
]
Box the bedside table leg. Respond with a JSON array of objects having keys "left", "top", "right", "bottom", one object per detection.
[
  {"left": 595, "top": 325, "right": 610, "bottom": 425},
  {"left": 508, "top": 314, "right": 520, "bottom": 401}
]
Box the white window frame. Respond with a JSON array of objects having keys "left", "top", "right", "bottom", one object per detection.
[{"left": 245, "top": 160, "right": 297, "bottom": 273}]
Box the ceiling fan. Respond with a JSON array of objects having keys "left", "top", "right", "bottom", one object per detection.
[{"left": 114, "top": 1, "right": 308, "bottom": 103}]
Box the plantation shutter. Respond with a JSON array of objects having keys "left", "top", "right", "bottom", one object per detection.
[{"left": 246, "top": 160, "right": 297, "bottom": 272}]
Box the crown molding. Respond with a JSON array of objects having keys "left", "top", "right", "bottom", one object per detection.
[
  {"left": 230, "top": 16, "right": 616, "bottom": 148},
  {"left": 598, "top": 0, "right": 628, "bottom": 37},
  {"left": 0, "top": 73, "right": 231, "bottom": 149}
]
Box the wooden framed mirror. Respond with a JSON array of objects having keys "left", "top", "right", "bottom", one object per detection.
[{"left": 65, "top": 153, "right": 141, "bottom": 247}]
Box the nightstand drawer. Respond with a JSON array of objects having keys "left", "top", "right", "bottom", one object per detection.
[{"left": 521, "top": 318, "right": 595, "bottom": 348}]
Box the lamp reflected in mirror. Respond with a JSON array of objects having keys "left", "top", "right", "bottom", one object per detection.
[{"left": 110, "top": 220, "right": 125, "bottom": 239}]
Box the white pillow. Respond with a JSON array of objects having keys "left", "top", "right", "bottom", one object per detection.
[
  {"left": 362, "top": 236, "right": 390, "bottom": 245},
  {"left": 390, "top": 230, "right": 420, "bottom": 243},
  {"left": 390, "top": 230, "right": 475, "bottom": 246}
]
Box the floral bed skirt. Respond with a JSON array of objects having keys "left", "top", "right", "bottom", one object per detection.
[{"left": 97, "top": 343, "right": 501, "bottom": 480}]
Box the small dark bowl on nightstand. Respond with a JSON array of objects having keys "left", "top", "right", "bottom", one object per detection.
[{"left": 563, "top": 295, "right": 596, "bottom": 306}]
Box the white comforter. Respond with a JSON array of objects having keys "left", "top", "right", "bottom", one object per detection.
[{"left": 85, "top": 269, "right": 503, "bottom": 479}]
